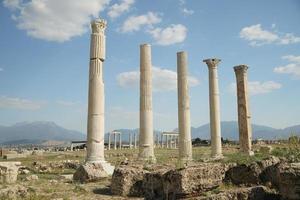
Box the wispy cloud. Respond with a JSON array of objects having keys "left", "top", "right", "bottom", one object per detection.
[
  {"left": 230, "top": 81, "right": 282, "bottom": 95},
  {"left": 148, "top": 24, "right": 187, "bottom": 46},
  {"left": 274, "top": 55, "right": 300, "bottom": 79},
  {"left": 120, "top": 12, "right": 161, "bottom": 32},
  {"left": 240, "top": 24, "right": 300, "bottom": 46},
  {"left": 108, "top": 0, "right": 134, "bottom": 19},
  {"left": 0, "top": 68, "right": 3, "bottom": 72},
  {"left": 3, "top": 0, "right": 110, "bottom": 42},
  {"left": 117, "top": 66, "right": 200, "bottom": 92},
  {"left": 56, "top": 100, "right": 78, "bottom": 107},
  {"left": 0, "top": 96, "right": 46, "bottom": 110},
  {"left": 179, "top": 0, "right": 194, "bottom": 16}
]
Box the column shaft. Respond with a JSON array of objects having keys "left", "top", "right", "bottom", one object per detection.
[
  {"left": 177, "top": 52, "right": 193, "bottom": 162},
  {"left": 234, "top": 65, "right": 253, "bottom": 156},
  {"left": 203, "top": 59, "right": 223, "bottom": 158},
  {"left": 138, "top": 44, "right": 156, "bottom": 162}
]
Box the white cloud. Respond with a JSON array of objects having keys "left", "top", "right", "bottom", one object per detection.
[
  {"left": 182, "top": 8, "right": 194, "bottom": 16},
  {"left": 0, "top": 96, "right": 46, "bottom": 110},
  {"left": 108, "top": 0, "right": 134, "bottom": 19},
  {"left": 120, "top": 12, "right": 161, "bottom": 32},
  {"left": 148, "top": 24, "right": 187, "bottom": 46},
  {"left": 230, "top": 81, "right": 282, "bottom": 96},
  {"left": 3, "top": 0, "right": 21, "bottom": 10},
  {"left": 117, "top": 66, "right": 200, "bottom": 92},
  {"left": 240, "top": 24, "right": 300, "bottom": 46},
  {"left": 274, "top": 55, "right": 300, "bottom": 79},
  {"left": 3, "top": 0, "right": 110, "bottom": 42}
]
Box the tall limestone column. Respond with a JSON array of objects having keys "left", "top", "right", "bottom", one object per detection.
[
  {"left": 74, "top": 19, "right": 114, "bottom": 182},
  {"left": 138, "top": 44, "right": 156, "bottom": 162},
  {"left": 177, "top": 52, "right": 193, "bottom": 164},
  {"left": 234, "top": 65, "right": 254, "bottom": 156},
  {"left": 203, "top": 59, "right": 223, "bottom": 159}
]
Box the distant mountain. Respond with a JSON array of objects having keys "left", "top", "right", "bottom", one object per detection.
[
  {"left": 0, "top": 121, "right": 85, "bottom": 144},
  {"left": 1, "top": 121, "right": 299, "bottom": 145},
  {"left": 106, "top": 121, "right": 300, "bottom": 142}
]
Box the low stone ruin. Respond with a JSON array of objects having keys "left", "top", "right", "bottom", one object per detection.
[{"left": 110, "top": 157, "right": 300, "bottom": 200}]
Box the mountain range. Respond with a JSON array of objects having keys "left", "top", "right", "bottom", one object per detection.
[{"left": 0, "top": 121, "right": 299, "bottom": 145}]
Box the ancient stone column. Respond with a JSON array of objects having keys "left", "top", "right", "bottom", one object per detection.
[
  {"left": 138, "top": 44, "right": 156, "bottom": 162},
  {"left": 234, "top": 65, "right": 254, "bottom": 156},
  {"left": 86, "top": 19, "right": 107, "bottom": 163},
  {"left": 108, "top": 133, "right": 111, "bottom": 150},
  {"left": 119, "top": 133, "right": 122, "bottom": 149},
  {"left": 73, "top": 19, "right": 114, "bottom": 181},
  {"left": 114, "top": 132, "right": 117, "bottom": 150},
  {"left": 166, "top": 135, "right": 169, "bottom": 148},
  {"left": 129, "top": 133, "right": 132, "bottom": 149},
  {"left": 203, "top": 58, "right": 223, "bottom": 159},
  {"left": 177, "top": 52, "right": 193, "bottom": 163},
  {"left": 160, "top": 133, "right": 163, "bottom": 148},
  {"left": 134, "top": 133, "right": 137, "bottom": 149}
]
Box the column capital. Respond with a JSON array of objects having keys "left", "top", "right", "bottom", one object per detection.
[
  {"left": 234, "top": 65, "right": 248, "bottom": 73},
  {"left": 203, "top": 58, "right": 221, "bottom": 68},
  {"left": 91, "top": 18, "right": 107, "bottom": 34}
]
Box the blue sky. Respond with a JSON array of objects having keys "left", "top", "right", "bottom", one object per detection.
[{"left": 0, "top": 0, "right": 299, "bottom": 133}]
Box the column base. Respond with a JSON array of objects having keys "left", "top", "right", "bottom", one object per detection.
[
  {"left": 240, "top": 150, "right": 254, "bottom": 156},
  {"left": 177, "top": 157, "right": 193, "bottom": 169},
  {"left": 73, "top": 161, "right": 115, "bottom": 183},
  {"left": 211, "top": 154, "right": 224, "bottom": 160},
  {"left": 137, "top": 156, "right": 156, "bottom": 164}
]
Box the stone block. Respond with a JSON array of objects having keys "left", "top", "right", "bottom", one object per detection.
[
  {"left": 111, "top": 164, "right": 148, "bottom": 197},
  {"left": 163, "top": 163, "right": 229, "bottom": 198}
]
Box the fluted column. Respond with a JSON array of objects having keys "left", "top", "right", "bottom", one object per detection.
[
  {"left": 177, "top": 52, "right": 193, "bottom": 163},
  {"left": 86, "top": 19, "right": 107, "bottom": 163},
  {"left": 203, "top": 58, "right": 223, "bottom": 159},
  {"left": 234, "top": 65, "right": 254, "bottom": 156},
  {"left": 138, "top": 44, "right": 156, "bottom": 162}
]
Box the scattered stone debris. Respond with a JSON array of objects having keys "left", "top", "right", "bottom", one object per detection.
[
  {"left": 182, "top": 186, "right": 280, "bottom": 200},
  {"left": 0, "top": 184, "right": 28, "bottom": 199},
  {"left": 25, "top": 174, "right": 39, "bottom": 181}
]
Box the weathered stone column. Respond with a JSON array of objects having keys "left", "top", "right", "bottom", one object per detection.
[
  {"left": 108, "top": 133, "right": 111, "bottom": 150},
  {"left": 119, "top": 133, "right": 122, "bottom": 149},
  {"left": 203, "top": 58, "right": 223, "bottom": 159},
  {"left": 134, "top": 133, "right": 137, "bottom": 149},
  {"left": 114, "top": 132, "right": 117, "bottom": 150},
  {"left": 160, "top": 133, "right": 163, "bottom": 148},
  {"left": 129, "top": 133, "right": 132, "bottom": 149},
  {"left": 234, "top": 65, "right": 254, "bottom": 156},
  {"left": 73, "top": 19, "right": 114, "bottom": 182},
  {"left": 166, "top": 135, "right": 169, "bottom": 148},
  {"left": 177, "top": 52, "right": 193, "bottom": 163},
  {"left": 138, "top": 44, "right": 156, "bottom": 162}
]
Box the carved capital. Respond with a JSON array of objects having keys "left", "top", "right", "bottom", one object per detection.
[
  {"left": 234, "top": 65, "right": 248, "bottom": 74},
  {"left": 203, "top": 58, "right": 221, "bottom": 68},
  {"left": 91, "top": 19, "right": 107, "bottom": 34}
]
